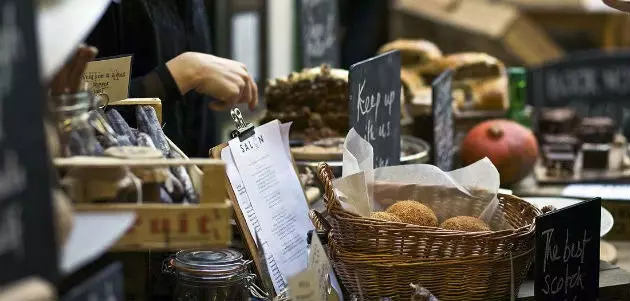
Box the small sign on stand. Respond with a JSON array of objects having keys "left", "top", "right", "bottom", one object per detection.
[
  {"left": 349, "top": 50, "right": 401, "bottom": 168},
  {"left": 431, "top": 70, "right": 454, "bottom": 171},
  {"left": 297, "top": 0, "right": 340, "bottom": 68},
  {"left": 83, "top": 55, "right": 133, "bottom": 103},
  {"left": 0, "top": 0, "right": 58, "bottom": 287},
  {"left": 534, "top": 197, "right": 601, "bottom": 301}
]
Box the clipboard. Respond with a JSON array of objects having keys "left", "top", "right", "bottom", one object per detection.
[{"left": 209, "top": 108, "right": 310, "bottom": 297}]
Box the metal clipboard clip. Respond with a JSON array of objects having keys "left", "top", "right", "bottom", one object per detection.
[{"left": 230, "top": 108, "right": 255, "bottom": 141}]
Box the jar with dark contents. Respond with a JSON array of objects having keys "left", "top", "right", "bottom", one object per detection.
[{"left": 166, "top": 249, "right": 263, "bottom": 301}]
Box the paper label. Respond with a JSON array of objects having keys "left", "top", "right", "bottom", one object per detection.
[
  {"left": 83, "top": 55, "right": 132, "bottom": 103},
  {"left": 287, "top": 269, "right": 317, "bottom": 301}
]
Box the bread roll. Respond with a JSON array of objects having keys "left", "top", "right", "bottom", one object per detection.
[
  {"left": 378, "top": 39, "right": 443, "bottom": 74},
  {"left": 441, "top": 52, "right": 505, "bottom": 81},
  {"left": 453, "top": 75, "right": 508, "bottom": 111}
]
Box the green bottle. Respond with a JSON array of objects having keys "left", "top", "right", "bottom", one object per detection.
[{"left": 506, "top": 67, "right": 532, "bottom": 128}]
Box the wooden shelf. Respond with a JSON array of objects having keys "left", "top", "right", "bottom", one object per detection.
[{"left": 37, "top": 0, "right": 111, "bottom": 80}]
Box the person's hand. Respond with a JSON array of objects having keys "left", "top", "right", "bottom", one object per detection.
[{"left": 166, "top": 52, "right": 258, "bottom": 111}]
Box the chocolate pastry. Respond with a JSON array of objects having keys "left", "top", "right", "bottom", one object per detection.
[
  {"left": 538, "top": 107, "right": 578, "bottom": 135},
  {"left": 263, "top": 65, "right": 349, "bottom": 141},
  {"left": 541, "top": 134, "right": 581, "bottom": 154},
  {"left": 578, "top": 117, "right": 616, "bottom": 144},
  {"left": 582, "top": 144, "right": 611, "bottom": 170},
  {"left": 545, "top": 152, "right": 575, "bottom": 177}
]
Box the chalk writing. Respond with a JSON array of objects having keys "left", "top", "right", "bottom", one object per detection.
[
  {"left": 299, "top": 0, "right": 339, "bottom": 67},
  {"left": 534, "top": 198, "right": 600, "bottom": 301},
  {"left": 349, "top": 51, "right": 401, "bottom": 168},
  {"left": 431, "top": 70, "right": 454, "bottom": 171}
]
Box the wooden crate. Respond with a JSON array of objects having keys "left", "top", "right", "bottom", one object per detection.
[
  {"left": 390, "top": 0, "right": 564, "bottom": 66},
  {"left": 55, "top": 98, "right": 232, "bottom": 250}
]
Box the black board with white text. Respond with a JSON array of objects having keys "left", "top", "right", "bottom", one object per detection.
[
  {"left": 349, "top": 50, "right": 401, "bottom": 168},
  {"left": 431, "top": 70, "right": 454, "bottom": 171},
  {"left": 534, "top": 198, "right": 601, "bottom": 301},
  {"left": 297, "top": 0, "right": 340, "bottom": 68},
  {"left": 528, "top": 50, "right": 630, "bottom": 131},
  {"left": 0, "top": 0, "right": 57, "bottom": 286}
]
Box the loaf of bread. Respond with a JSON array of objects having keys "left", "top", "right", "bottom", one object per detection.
[{"left": 378, "top": 39, "right": 443, "bottom": 74}]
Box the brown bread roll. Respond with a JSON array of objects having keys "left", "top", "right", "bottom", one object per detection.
[
  {"left": 378, "top": 39, "right": 443, "bottom": 74},
  {"left": 386, "top": 200, "right": 438, "bottom": 227},
  {"left": 440, "top": 216, "right": 490, "bottom": 232}
]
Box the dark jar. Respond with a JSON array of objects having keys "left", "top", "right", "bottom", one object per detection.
[{"left": 165, "top": 249, "right": 262, "bottom": 301}]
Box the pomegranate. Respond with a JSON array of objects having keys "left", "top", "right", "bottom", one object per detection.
[{"left": 461, "top": 119, "right": 539, "bottom": 186}]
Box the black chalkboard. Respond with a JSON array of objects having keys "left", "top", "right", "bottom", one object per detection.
[
  {"left": 349, "top": 50, "right": 401, "bottom": 168},
  {"left": 431, "top": 70, "right": 454, "bottom": 171},
  {"left": 0, "top": 0, "right": 57, "bottom": 286},
  {"left": 534, "top": 198, "right": 601, "bottom": 301},
  {"left": 528, "top": 50, "right": 630, "bottom": 130},
  {"left": 61, "top": 263, "right": 124, "bottom": 301},
  {"left": 297, "top": 0, "right": 340, "bottom": 68}
]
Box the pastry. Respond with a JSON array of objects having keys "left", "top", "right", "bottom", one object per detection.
[
  {"left": 578, "top": 117, "right": 616, "bottom": 144},
  {"left": 440, "top": 216, "right": 490, "bottom": 232},
  {"left": 386, "top": 200, "right": 438, "bottom": 227},
  {"left": 440, "top": 52, "right": 505, "bottom": 81},
  {"left": 378, "top": 39, "right": 443, "bottom": 74},
  {"left": 538, "top": 107, "right": 578, "bottom": 135}
]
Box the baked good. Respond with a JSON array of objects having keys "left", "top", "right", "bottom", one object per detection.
[
  {"left": 453, "top": 76, "right": 508, "bottom": 111},
  {"left": 441, "top": 52, "right": 505, "bottom": 81},
  {"left": 386, "top": 200, "right": 438, "bottom": 227},
  {"left": 378, "top": 39, "right": 443, "bottom": 74},
  {"left": 578, "top": 117, "right": 616, "bottom": 144},
  {"left": 263, "top": 65, "right": 349, "bottom": 141},
  {"left": 582, "top": 144, "right": 610, "bottom": 170},
  {"left": 440, "top": 216, "right": 490, "bottom": 232},
  {"left": 545, "top": 152, "right": 575, "bottom": 177},
  {"left": 370, "top": 211, "right": 403, "bottom": 222},
  {"left": 538, "top": 107, "right": 578, "bottom": 135}
]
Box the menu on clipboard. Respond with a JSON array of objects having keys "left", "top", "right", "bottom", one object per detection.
[{"left": 221, "top": 118, "right": 315, "bottom": 293}]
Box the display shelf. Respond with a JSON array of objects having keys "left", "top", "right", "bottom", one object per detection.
[
  {"left": 60, "top": 211, "right": 135, "bottom": 275},
  {"left": 37, "top": 0, "right": 111, "bottom": 80}
]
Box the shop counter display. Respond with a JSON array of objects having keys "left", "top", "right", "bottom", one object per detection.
[{"left": 53, "top": 97, "right": 232, "bottom": 251}]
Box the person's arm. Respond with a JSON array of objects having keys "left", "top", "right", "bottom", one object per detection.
[{"left": 132, "top": 52, "right": 259, "bottom": 111}]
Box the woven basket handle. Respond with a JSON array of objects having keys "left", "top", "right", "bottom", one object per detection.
[{"left": 317, "top": 163, "right": 342, "bottom": 212}]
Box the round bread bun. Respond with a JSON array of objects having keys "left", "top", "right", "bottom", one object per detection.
[
  {"left": 378, "top": 40, "right": 443, "bottom": 74},
  {"left": 441, "top": 52, "right": 505, "bottom": 81},
  {"left": 370, "top": 211, "right": 403, "bottom": 222},
  {"left": 386, "top": 200, "right": 438, "bottom": 227},
  {"left": 440, "top": 216, "right": 491, "bottom": 232},
  {"left": 452, "top": 76, "right": 508, "bottom": 111}
]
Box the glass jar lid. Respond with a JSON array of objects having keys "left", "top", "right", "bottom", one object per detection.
[{"left": 172, "top": 249, "right": 250, "bottom": 279}]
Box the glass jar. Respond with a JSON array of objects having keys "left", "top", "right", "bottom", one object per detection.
[
  {"left": 166, "top": 249, "right": 264, "bottom": 301},
  {"left": 51, "top": 88, "right": 101, "bottom": 156}
]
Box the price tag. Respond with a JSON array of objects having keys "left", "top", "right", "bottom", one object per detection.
[
  {"left": 534, "top": 197, "right": 601, "bottom": 301},
  {"left": 61, "top": 263, "right": 124, "bottom": 301},
  {"left": 297, "top": 0, "right": 340, "bottom": 68},
  {"left": 0, "top": 0, "right": 58, "bottom": 286},
  {"left": 349, "top": 50, "right": 401, "bottom": 168},
  {"left": 528, "top": 50, "right": 630, "bottom": 129},
  {"left": 83, "top": 55, "right": 133, "bottom": 103},
  {"left": 431, "top": 70, "right": 454, "bottom": 171}
]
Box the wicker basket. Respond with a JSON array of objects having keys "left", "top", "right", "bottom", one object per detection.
[{"left": 315, "top": 163, "right": 541, "bottom": 300}]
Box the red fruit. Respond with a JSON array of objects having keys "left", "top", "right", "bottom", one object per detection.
[{"left": 461, "top": 119, "right": 539, "bottom": 186}]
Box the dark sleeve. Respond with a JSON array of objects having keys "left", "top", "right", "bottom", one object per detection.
[{"left": 129, "top": 63, "right": 182, "bottom": 102}]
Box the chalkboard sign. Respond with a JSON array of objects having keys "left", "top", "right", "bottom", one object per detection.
[
  {"left": 297, "top": 0, "right": 340, "bottom": 68},
  {"left": 535, "top": 198, "right": 601, "bottom": 301},
  {"left": 0, "top": 0, "right": 57, "bottom": 286},
  {"left": 431, "top": 70, "right": 454, "bottom": 171},
  {"left": 528, "top": 50, "right": 630, "bottom": 128},
  {"left": 349, "top": 50, "right": 401, "bottom": 168},
  {"left": 61, "top": 263, "right": 124, "bottom": 301}
]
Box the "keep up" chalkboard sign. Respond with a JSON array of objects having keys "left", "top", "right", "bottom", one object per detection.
[
  {"left": 535, "top": 198, "right": 601, "bottom": 301},
  {"left": 0, "top": 0, "right": 57, "bottom": 286},
  {"left": 349, "top": 50, "right": 401, "bottom": 168},
  {"left": 431, "top": 70, "right": 454, "bottom": 171},
  {"left": 528, "top": 50, "right": 630, "bottom": 129},
  {"left": 297, "top": 0, "right": 340, "bottom": 68}
]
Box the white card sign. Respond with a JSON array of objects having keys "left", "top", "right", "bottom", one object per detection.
[{"left": 83, "top": 55, "right": 132, "bottom": 103}]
